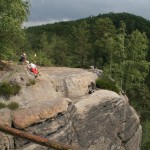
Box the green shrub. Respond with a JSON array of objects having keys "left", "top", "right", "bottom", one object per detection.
[
  {"left": 26, "top": 79, "right": 36, "bottom": 86},
  {"left": 0, "top": 82, "right": 21, "bottom": 99},
  {"left": 0, "top": 102, "right": 19, "bottom": 110},
  {"left": 11, "top": 84, "right": 21, "bottom": 95},
  {"left": 7, "top": 102, "right": 19, "bottom": 110},
  {"left": 0, "top": 102, "right": 7, "bottom": 109},
  {"left": 96, "top": 75, "right": 120, "bottom": 94},
  {"left": 142, "top": 120, "right": 150, "bottom": 150}
]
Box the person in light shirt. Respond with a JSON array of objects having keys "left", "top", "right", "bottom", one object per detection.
[{"left": 26, "top": 61, "right": 39, "bottom": 77}]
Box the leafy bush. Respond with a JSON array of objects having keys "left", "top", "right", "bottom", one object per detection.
[
  {"left": 0, "top": 82, "right": 21, "bottom": 99},
  {"left": 96, "top": 75, "right": 120, "bottom": 94},
  {"left": 26, "top": 79, "right": 36, "bottom": 86},
  {"left": 142, "top": 120, "right": 150, "bottom": 150},
  {"left": 0, "top": 102, "right": 7, "bottom": 109},
  {"left": 0, "top": 102, "right": 19, "bottom": 110},
  {"left": 7, "top": 102, "right": 19, "bottom": 110}
]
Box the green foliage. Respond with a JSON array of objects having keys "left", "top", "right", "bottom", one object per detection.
[
  {"left": 0, "top": 102, "right": 19, "bottom": 110},
  {"left": 25, "top": 13, "right": 150, "bottom": 69},
  {"left": 0, "top": 102, "right": 7, "bottom": 109},
  {"left": 100, "top": 12, "right": 150, "bottom": 37},
  {"left": 104, "top": 23, "right": 150, "bottom": 92},
  {"left": 141, "top": 120, "right": 150, "bottom": 150},
  {"left": 1, "top": 47, "right": 18, "bottom": 61},
  {"left": 36, "top": 51, "right": 52, "bottom": 66},
  {"left": 0, "top": 82, "right": 21, "bottom": 99},
  {"left": 26, "top": 79, "right": 36, "bottom": 86},
  {"left": 92, "top": 18, "right": 116, "bottom": 68},
  {"left": 7, "top": 102, "right": 19, "bottom": 110},
  {"left": 127, "top": 86, "right": 150, "bottom": 121},
  {"left": 96, "top": 75, "right": 120, "bottom": 94},
  {"left": 69, "top": 21, "right": 91, "bottom": 68},
  {"left": 50, "top": 35, "right": 70, "bottom": 66},
  {"left": 37, "top": 32, "right": 52, "bottom": 66},
  {"left": 127, "top": 85, "right": 150, "bottom": 149},
  {"left": 0, "top": 0, "right": 29, "bottom": 59}
]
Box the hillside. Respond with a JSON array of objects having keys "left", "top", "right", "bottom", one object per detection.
[{"left": 26, "top": 12, "right": 150, "bottom": 38}]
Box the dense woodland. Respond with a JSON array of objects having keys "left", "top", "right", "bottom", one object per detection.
[{"left": 0, "top": 2, "right": 150, "bottom": 148}]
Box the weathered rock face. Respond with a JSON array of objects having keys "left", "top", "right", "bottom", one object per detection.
[
  {"left": 0, "top": 67, "right": 98, "bottom": 107},
  {"left": 0, "top": 109, "right": 14, "bottom": 150},
  {"left": 0, "top": 67, "right": 141, "bottom": 150},
  {"left": 74, "top": 91, "right": 142, "bottom": 150}
]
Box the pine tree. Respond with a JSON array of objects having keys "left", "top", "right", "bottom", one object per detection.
[
  {"left": 50, "top": 35, "right": 69, "bottom": 66},
  {"left": 104, "top": 22, "right": 150, "bottom": 92},
  {"left": 124, "top": 30, "right": 150, "bottom": 91},
  {"left": 70, "top": 21, "right": 91, "bottom": 68},
  {"left": 92, "top": 18, "right": 116, "bottom": 68},
  {"left": 34, "top": 32, "right": 52, "bottom": 66}
]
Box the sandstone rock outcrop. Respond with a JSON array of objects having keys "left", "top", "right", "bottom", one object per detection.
[
  {"left": 0, "top": 109, "right": 14, "bottom": 149},
  {"left": 0, "top": 66, "right": 142, "bottom": 150}
]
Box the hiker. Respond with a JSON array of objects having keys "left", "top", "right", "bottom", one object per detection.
[
  {"left": 88, "top": 82, "right": 96, "bottom": 94},
  {"left": 19, "top": 53, "right": 27, "bottom": 64},
  {"left": 28, "top": 62, "right": 39, "bottom": 77}
]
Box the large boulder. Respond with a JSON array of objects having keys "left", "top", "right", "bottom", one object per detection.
[
  {"left": 0, "top": 67, "right": 142, "bottom": 150},
  {"left": 74, "top": 90, "right": 142, "bottom": 150},
  {"left": 11, "top": 90, "right": 141, "bottom": 150},
  {"left": 2, "top": 67, "right": 98, "bottom": 107}
]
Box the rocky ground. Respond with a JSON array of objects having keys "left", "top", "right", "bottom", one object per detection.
[{"left": 0, "top": 64, "right": 142, "bottom": 150}]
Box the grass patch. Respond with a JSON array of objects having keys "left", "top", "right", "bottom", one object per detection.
[
  {"left": 0, "top": 82, "right": 21, "bottom": 99},
  {"left": 26, "top": 79, "right": 36, "bottom": 86},
  {"left": 7, "top": 102, "right": 19, "bottom": 110},
  {"left": 0, "top": 102, "right": 19, "bottom": 110},
  {"left": 0, "top": 102, "right": 7, "bottom": 109},
  {"left": 96, "top": 75, "right": 120, "bottom": 94}
]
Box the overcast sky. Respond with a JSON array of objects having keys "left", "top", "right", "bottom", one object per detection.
[{"left": 24, "top": 0, "right": 150, "bottom": 27}]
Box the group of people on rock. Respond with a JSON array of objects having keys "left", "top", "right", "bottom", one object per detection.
[{"left": 19, "top": 52, "right": 40, "bottom": 77}]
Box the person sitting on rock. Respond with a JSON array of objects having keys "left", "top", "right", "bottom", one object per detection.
[
  {"left": 27, "top": 62, "right": 39, "bottom": 77},
  {"left": 88, "top": 82, "right": 96, "bottom": 94},
  {"left": 19, "top": 53, "right": 27, "bottom": 64}
]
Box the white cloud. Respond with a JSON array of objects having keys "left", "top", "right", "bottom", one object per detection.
[{"left": 26, "top": 0, "right": 150, "bottom": 27}]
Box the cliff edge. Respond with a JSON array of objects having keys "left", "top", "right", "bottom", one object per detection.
[{"left": 0, "top": 66, "right": 141, "bottom": 150}]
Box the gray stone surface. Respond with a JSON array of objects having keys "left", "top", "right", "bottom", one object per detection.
[
  {"left": 0, "top": 109, "right": 14, "bottom": 150},
  {"left": 74, "top": 90, "right": 141, "bottom": 150},
  {"left": 0, "top": 66, "right": 142, "bottom": 150}
]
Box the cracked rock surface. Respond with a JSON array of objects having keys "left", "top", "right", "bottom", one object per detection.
[{"left": 0, "top": 67, "right": 141, "bottom": 150}]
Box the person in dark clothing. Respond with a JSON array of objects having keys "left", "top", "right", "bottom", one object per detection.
[
  {"left": 88, "top": 82, "right": 96, "bottom": 94},
  {"left": 19, "top": 53, "right": 26, "bottom": 64}
]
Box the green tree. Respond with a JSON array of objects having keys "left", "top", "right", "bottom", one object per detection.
[
  {"left": 0, "top": 0, "right": 29, "bottom": 59},
  {"left": 104, "top": 22, "right": 150, "bottom": 92},
  {"left": 37, "top": 32, "right": 51, "bottom": 65},
  {"left": 93, "top": 18, "right": 116, "bottom": 68},
  {"left": 106, "top": 21, "right": 126, "bottom": 89},
  {"left": 70, "top": 21, "right": 91, "bottom": 68},
  {"left": 50, "top": 35, "right": 69, "bottom": 66},
  {"left": 124, "top": 30, "right": 150, "bottom": 91}
]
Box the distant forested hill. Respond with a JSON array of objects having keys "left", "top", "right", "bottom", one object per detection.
[
  {"left": 25, "top": 12, "right": 150, "bottom": 69},
  {"left": 26, "top": 12, "right": 150, "bottom": 38},
  {"left": 97, "top": 12, "right": 150, "bottom": 36}
]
